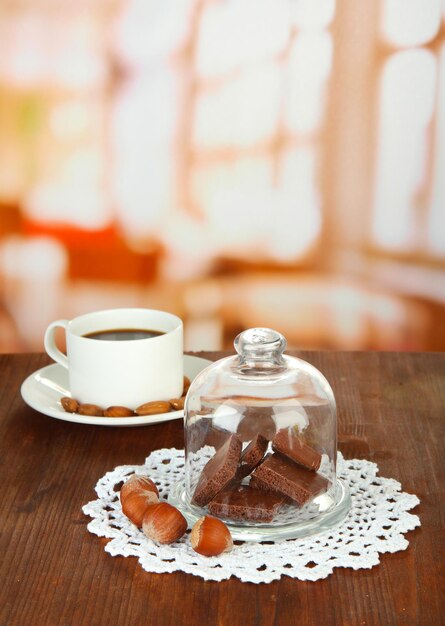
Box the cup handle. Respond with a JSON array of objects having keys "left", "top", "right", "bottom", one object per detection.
[{"left": 44, "top": 320, "right": 69, "bottom": 369}]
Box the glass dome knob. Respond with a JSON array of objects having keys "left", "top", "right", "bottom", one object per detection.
[{"left": 234, "top": 328, "right": 286, "bottom": 363}]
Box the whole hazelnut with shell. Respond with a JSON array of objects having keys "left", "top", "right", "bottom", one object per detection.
[
  {"left": 142, "top": 502, "right": 188, "bottom": 544},
  {"left": 120, "top": 475, "right": 159, "bottom": 527},
  {"left": 190, "top": 516, "right": 233, "bottom": 557},
  {"left": 120, "top": 475, "right": 159, "bottom": 505}
]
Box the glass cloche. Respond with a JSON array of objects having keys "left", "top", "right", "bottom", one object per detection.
[{"left": 170, "top": 328, "right": 350, "bottom": 540}]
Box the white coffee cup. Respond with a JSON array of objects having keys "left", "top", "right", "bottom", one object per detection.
[{"left": 44, "top": 308, "right": 183, "bottom": 408}]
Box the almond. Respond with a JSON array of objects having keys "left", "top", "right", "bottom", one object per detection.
[
  {"left": 169, "top": 397, "right": 185, "bottom": 411},
  {"left": 104, "top": 406, "right": 134, "bottom": 417},
  {"left": 183, "top": 376, "right": 191, "bottom": 395},
  {"left": 61, "top": 396, "right": 79, "bottom": 413},
  {"left": 135, "top": 401, "right": 171, "bottom": 416},
  {"left": 78, "top": 403, "right": 104, "bottom": 416}
]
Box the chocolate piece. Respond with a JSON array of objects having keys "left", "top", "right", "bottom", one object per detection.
[
  {"left": 249, "top": 475, "right": 293, "bottom": 504},
  {"left": 250, "top": 474, "right": 278, "bottom": 495},
  {"left": 251, "top": 453, "right": 329, "bottom": 505},
  {"left": 208, "top": 484, "right": 286, "bottom": 522},
  {"left": 186, "top": 415, "right": 231, "bottom": 455},
  {"left": 237, "top": 407, "right": 276, "bottom": 441},
  {"left": 202, "top": 421, "right": 232, "bottom": 449},
  {"left": 192, "top": 435, "right": 242, "bottom": 507},
  {"left": 272, "top": 428, "right": 321, "bottom": 471},
  {"left": 235, "top": 434, "right": 269, "bottom": 480}
]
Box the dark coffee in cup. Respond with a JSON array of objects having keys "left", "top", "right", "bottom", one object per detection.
[{"left": 83, "top": 329, "right": 165, "bottom": 341}]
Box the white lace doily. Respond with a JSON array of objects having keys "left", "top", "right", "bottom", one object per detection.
[{"left": 82, "top": 449, "right": 420, "bottom": 583}]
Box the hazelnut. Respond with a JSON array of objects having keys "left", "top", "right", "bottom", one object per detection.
[
  {"left": 142, "top": 502, "right": 187, "bottom": 544},
  {"left": 120, "top": 475, "right": 159, "bottom": 506},
  {"left": 190, "top": 516, "right": 233, "bottom": 557},
  {"left": 121, "top": 490, "right": 159, "bottom": 527}
]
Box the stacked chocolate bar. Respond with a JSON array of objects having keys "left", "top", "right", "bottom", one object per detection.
[{"left": 192, "top": 427, "right": 329, "bottom": 523}]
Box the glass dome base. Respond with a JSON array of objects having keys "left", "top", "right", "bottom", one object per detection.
[{"left": 169, "top": 478, "right": 351, "bottom": 542}]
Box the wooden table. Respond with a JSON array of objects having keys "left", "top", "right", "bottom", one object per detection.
[{"left": 1, "top": 351, "right": 444, "bottom": 626}]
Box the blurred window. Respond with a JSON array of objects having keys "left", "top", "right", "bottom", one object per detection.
[{"left": 371, "top": 0, "right": 445, "bottom": 262}]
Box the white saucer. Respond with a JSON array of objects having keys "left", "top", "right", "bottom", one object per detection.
[{"left": 21, "top": 354, "right": 212, "bottom": 427}]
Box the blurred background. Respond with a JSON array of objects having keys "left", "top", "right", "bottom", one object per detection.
[{"left": 0, "top": 0, "right": 444, "bottom": 353}]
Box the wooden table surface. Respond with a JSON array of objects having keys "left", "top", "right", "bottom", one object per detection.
[{"left": 1, "top": 351, "right": 444, "bottom": 626}]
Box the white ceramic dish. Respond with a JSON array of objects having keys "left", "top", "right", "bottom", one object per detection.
[{"left": 21, "top": 354, "right": 211, "bottom": 427}]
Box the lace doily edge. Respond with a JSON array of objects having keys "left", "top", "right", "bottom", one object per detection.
[{"left": 82, "top": 501, "right": 420, "bottom": 584}]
